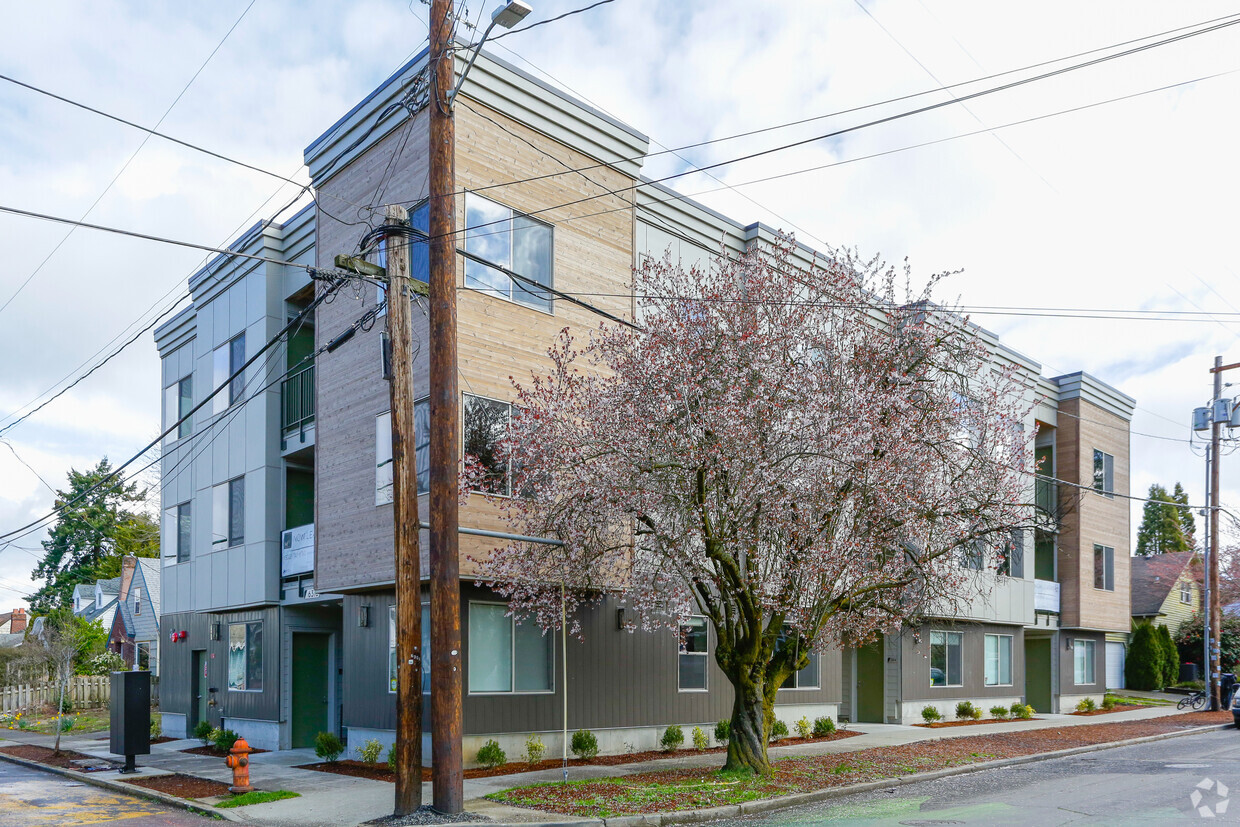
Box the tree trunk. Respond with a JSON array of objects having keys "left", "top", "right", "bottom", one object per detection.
[
  {"left": 722, "top": 677, "right": 771, "bottom": 775},
  {"left": 53, "top": 662, "right": 68, "bottom": 755}
]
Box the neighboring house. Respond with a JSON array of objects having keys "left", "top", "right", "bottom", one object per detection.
[
  {"left": 107, "top": 557, "right": 162, "bottom": 674},
  {"left": 72, "top": 577, "right": 120, "bottom": 636},
  {"left": 156, "top": 45, "right": 1133, "bottom": 753},
  {"left": 0, "top": 609, "right": 27, "bottom": 635},
  {"left": 71, "top": 584, "right": 95, "bottom": 616},
  {"left": 1131, "top": 551, "right": 1201, "bottom": 636}
]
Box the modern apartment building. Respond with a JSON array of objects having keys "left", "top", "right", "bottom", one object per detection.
[{"left": 156, "top": 44, "right": 1133, "bottom": 753}]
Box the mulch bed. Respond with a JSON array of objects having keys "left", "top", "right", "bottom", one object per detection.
[
  {"left": 916, "top": 718, "right": 1042, "bottom": 728},
  {"left": 493, "top": 711, "right": 1234, "bottom": 817},
  {"left": 126, "top": 773, "right": 233, "bottom": 800},
  {"left": 1071, "top": 704, "right": 1148, "bottom": 716},
  {"left": 180, "top": 744, "right": 269, "bottom": 757},
  {"left": 0, "top": 744, "right": 98, "bottom": 769},
  {"left": 297, "top": 733, "right": 863, "bottom": 783},
  {"left": 150, "top": 736, "right": 179, "bottom": 744}
]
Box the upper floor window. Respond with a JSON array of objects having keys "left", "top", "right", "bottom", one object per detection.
[
  {"left": 997, "top": 530, "right": 1024, "bottom": 578},
  {"left": 464, "top": 394, "right": 514, "bottom": 496},
  {"left": 134, "top": 586, "right": 142, "bottom": 616},
  {"left": 375, "top": 401, "right": 430, "bottom": 506},
  {"left": 164, "top": 375, "right": 193, "bottom": 442},
  {"left": 1093, "top": 544, "right": 1114, "bottom": 591},
  {"left": 1092, "top": 449, "right": 1114, "bottom": 497},
  {"left": 213, "top": 333, "right": 246, "bottom": 414},
  {"left": 163, "top": 502, "right": 192, "bottom": 565},
  {"left": 464, "top": 193, "right": 553, "bottom": 313},
  {"left": 467, "top": 602, "right": 552, "bottom": 694},
  {"left": 212, "top": 478, "right": 244, "bottom": 549},
  {"left": 960, "top": 540, "right": 984, "bottom": 571},
  {"left": 1181, "top": 580, "right": 1193, "bottom": 604},
  {"left": 374, "top": 202, "right": 431, "bottom": 313},
  {"left": 678, "top": 616, "right": 709, "bottom": 691}
]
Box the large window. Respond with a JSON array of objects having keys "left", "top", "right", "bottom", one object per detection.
[
  {"left": 997, "top": 530, "right": 1024, "bottom": 578},
  {"left": 1074, "top": 639, "right": 1096, "bottom": 684},
  {"left": 389, "top": 604, "right": 431, "bottom": 694},
  {"left": 212, "top": 478, "right": 244, "bottom": 549},
  {"left": 930, "top": 631, "right": 963, "bottom": 687},
  {"left": 777, "top": 627, "right": 819, "bottom": 689},
  {"left": 228, "top": 621, "right": 263, "bottom": 691},
  {"left": 984, "top": 634, "right": 1012, "bottom": 686},
  {"left": 375, "top": 202, "right": 431, "bottom": 313},
  {"left": 1092, "top": 449, "right": 1114, "bottom": 497},
  {"left": 213, "top": 334, "right": 246, "bottom": 414},
  {"left": 163, "top": 502, "right": 192, "bottom": 565},
  {"left": 464, "top": 394, "right": 513, "bottom": 496},
  {"left": 464, "top": 193, "right": 553, "bottom": 312},
  {"left": 678, "top": 616, "right": 709, "bottom": 691},
  {"left": 376, "top": 400, "right": 431, "bottom": 505},
  {"left": 468, "top": 603, "right": 553, "bottom": 693},
  {"left": 164, "top": 375, "right": 193, "bottom": 441},
  {"left": 1093, "top": 544, "right": 1114, "bottom": 591}
]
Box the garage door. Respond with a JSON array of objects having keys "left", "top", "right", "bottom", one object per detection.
[{"left": 1106, "top": 641, "right": 1126, "bottom": 689}]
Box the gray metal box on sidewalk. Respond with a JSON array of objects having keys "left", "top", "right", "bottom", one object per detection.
[{"left": 109, "top": 671, "right": 151, "bottom": 759}]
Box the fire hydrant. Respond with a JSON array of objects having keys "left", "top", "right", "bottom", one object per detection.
[{"left": 226, "top": 737, "right": 254, "bottom": 794}]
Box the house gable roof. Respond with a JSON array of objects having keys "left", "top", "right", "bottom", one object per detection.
[{"left": 1131, "top": 551, "right": 1198, "bottom": 617}]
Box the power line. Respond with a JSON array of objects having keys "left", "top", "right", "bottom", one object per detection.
[
  {"left": 478, "top": 0, "right": 616, "bottom": 45},
  {"left": 0, "top": 0, "right": 257, "bottom": 320}
]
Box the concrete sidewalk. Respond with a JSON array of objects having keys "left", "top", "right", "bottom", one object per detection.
[{"left": 0, "top": 704, "right": 1216, "bottom": 827}]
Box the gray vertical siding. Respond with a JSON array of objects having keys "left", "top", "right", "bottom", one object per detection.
[
  {"left": 900, "top": 622, "right": 1027, "bottom": 703},
  {"left": 1059, "top": 629, "right": 1106, "bottom": 695}
]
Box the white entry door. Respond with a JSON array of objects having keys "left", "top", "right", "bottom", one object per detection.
[{"left": 1106, "top": 641, "right": 1126, "bottom": 689}]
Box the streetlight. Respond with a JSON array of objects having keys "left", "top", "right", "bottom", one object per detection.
[{"left": 450, "top": 1, "right": 533, "bottom": 106}]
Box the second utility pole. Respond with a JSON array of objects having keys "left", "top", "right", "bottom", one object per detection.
[
  {"left": 429, "top": 0, "right": 464, "bottom": 813},
  {"left": 1209, "top": 355, "right": 1224, "bottom": 710}
]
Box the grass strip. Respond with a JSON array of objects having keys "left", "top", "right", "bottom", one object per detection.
[{"left": 216, "top": 790, "right": 301, "bottom": 808}]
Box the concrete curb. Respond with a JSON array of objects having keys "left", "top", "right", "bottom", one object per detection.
[
  {"left": 0, "top": 749, "right": 245, "bottom": 823},
  {"left": 482, "top": 723, "right": 1233, "bottom": 827}
]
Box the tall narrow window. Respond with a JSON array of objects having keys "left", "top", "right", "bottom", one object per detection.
[
  {"left": 376, "top": 400, "right": 430, "bottom": 506},
  {"left": 997, "top": 530, "right": 1024, "bottom": 578},
  {"left": 177, "top": 502, "right": 191, "bottom": 563},
  {"left": 213, "top": 478, "right": 244, "bottom": 548},
  {"left": 464, "top": 193, "right": 553, "bottom": 312},
  {"left": 227, "top": 621, "right": 263, "bottom": 691},
  {"left": 1181, "top": 580, "right": 1193, "bottom": 604},
  {"left": 213, "top": 333, "right": 246, "bottom": 414},
  {"left": 1092, "top": 449, "right": 1114, "bottom": 497},
  {"left": 777, "top": 626, "right": 820, "bottom": 689},
  {"left": 1074, "top": 639, "right": 1096, "bottom": 684},
  {"left": 930, "top": 631, "right": 963, "bottom": 687},
  {"left": 164, "top": 502, "right": 192, "bottom": 564},
  {"left": 389, "top": 603, "right": 432, "bottom": 694},
  {"left": 678, "top": 616, "right": 709, "bottom": 691},
  {"left": 464, "top": 395, "right": 512, "bottom": 496},
  {"left": 164, "top": 375, "right": 194, "bottom": 442},
  {"left": 984, "top": 634, "right": 1012, "bottom": 685},
  {"left": 134, "top": 586, "right": 142, "bottom": 616},
  {"left": 1093, "top": 544, "right": 1114, "bottom": 591},
  {"left": 961, "top": 541, "right": 984, "bottom": 570}
]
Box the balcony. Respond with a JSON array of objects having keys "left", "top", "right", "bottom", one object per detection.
[
  {"left": 1034, "top": 579, "right": 1060, "bottom": 613},
  {"left": 281, "top": 364, "right": 315, "bottom": 449}
]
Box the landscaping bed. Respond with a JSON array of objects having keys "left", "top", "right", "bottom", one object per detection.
[
  {"left": 180, "top": 744, "right": 269, "bottom": 757},
  {"left": 916, "top": 717, "right": 1042, "bottom": 728},
  {"left": 490, "top": 711, "right": 1233, "bottom": 818},
  {"left": 0, "top": 744, "right": 101, "bottom": 769},
  {"left": 126, "top": 773, "right": 233, "bottom": 800},
  {"left": 1071, "top": 704, "right": 1149, "bottom": 716}
]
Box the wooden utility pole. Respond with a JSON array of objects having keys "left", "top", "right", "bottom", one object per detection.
[
  {"left": 384, "top": 205, "right": 424, "bottom": 814},
  {"left": 429, "top": 0, "right": 464, "bottom": 813},
  {"left": 1209, "top": 355, "right": 1225, "bottom": 710}
]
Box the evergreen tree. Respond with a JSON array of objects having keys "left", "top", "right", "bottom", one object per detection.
[
  {"left": 1156, "top": 624, "right": 1179, "bottom": 687},
  {"left": 1126, "top": 623, "right": 1162, "bottom": 690},
  {"left": 1172, "top": 482, "right": 1197, "bottom": 550},
  {"left": 28, "top": 459, "right": 158, "bottom": 613},
  {"left": 1135, "top": 483, "right": 1193, "bottom": 556}
]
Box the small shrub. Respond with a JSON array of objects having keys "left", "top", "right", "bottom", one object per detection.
[
  {"left": 525, "top": 734, "right": 546, "bottom": 764},
  {"left": 714, "top": 719, "right": 731, "bottom": 745},
  {"left": 770, "top": 720, "right": 789, "bottom": 742},
  {"left": 314, "top": 731, "right": 344, "bottom": 763},
  {"left": 692, "top": 726, "right": 709, "bottom": 751},
  {"left": 921, "top": 705, "right": 942, "bottom": 723},
  {"left": 1076, "top": 697, "right": 1097, "bottom": 713},
  {"left": 387, "top": 745, "right": 397, "bottom": 772},
  {"left": 1101, "top": 694, "right": 1117, "bottom": 711},
  {"left": 358, "top": 738, "right": 384, "bottom": 765},
  {"left": 1011, "top": 702, "right": 1033, "bottom": 720},
  {"left": 476, "top": 739, "right": 506, "bottom": 768},
  {"left": 661, "top": 724, "right": 684, "bottom": 752},
  {"left": 955, "top": 701, "right": 978, "bottom": 721},
  {"left": 55, "top": 696, "right": 73, "bottom": 715},
  {"left": 150, "top": 716, "right": 162, "bottom": 739},
  {"left": 571, "top": 729, "right": 599, "bottom": 760},
  {"left": 989, "top": 705, "right": 1009, "bottom": 719},
  {"left": 194, "top": 720, "right": 214, "bottom": 745},
  {"left": 213, "top": 729, "right": 240, "bottom": 753},
  {"left": 812, "top": 716, "right": 836, "bottom": 736},
  {"left": 795, "top": 717, "right": 811, "bottom": 739},
  {"left": 59, "top": 716, "right": 75, "bottom": 732},
  {"left": 82, "top": 651, "right": 126, "bottom": 676}
]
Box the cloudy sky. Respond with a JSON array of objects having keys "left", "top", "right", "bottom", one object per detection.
[{"left": 1, "top": 0, "right": 1238, "bottom": 610}]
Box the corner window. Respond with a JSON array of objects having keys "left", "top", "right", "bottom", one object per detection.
[
  {"left": 930, "top": 631, "right": 963, "bottom": 687},
  {"left": 227, "top": 621, "right": 263, "bottom": 691},
  {"left": 1092, "top": 449, "right": 1114, "bottom": 497},
  {"left": 374, "top": 203, "right": 431, "bottom": 314},
  {"left": 164, "top": 375, "right": 193, "bottom": 442},
  {"left": 1181, "top": 580, "right": 1193, "bottom": 604},
  {"left": 678, "top": 616, "right": 709, "bottom": 691},
  {"left": 212, "top": 478, "right": 244, "bottom": 549},
  {"left": 464, "top": 193, "right": 553, "bottom": 313},
  {"left": 1093, "top": 544, "right": 1114, "bottom": 591},
  {"left": 984, "top": 634, "right": 1012, "bottom": 686},
  {"left": 376, "top": 400, "right": 431, "bottom": 506},
  {"left": 213, "top": 334, "right": 246, "bottom": 414},
  {"left": 468, "top": 603, "right": 553, "bottom": 694},
  {"left": 1074, "top": 639, "right": 1096, "bottom": 684},
  {"left": 389, "top": 604, "right": 431, "bottom": 694},
  {"left": 777, "top": 627, "right": 819, "bottom": 689},
  {"left": 464, "top": 394, "right": 513, "bottom": 496},
  {"left": 163, "top": 502, "right": 192, "bottom": 565}
]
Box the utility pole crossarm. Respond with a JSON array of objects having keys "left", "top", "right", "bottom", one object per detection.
[{"left": 333, "top": 254, "right": 387, "bottom": 279}]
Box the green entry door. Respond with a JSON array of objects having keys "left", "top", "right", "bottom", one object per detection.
[
  {"left": 291, "top": 633, "right": 330, "bottom": 749},
  {"left": 193, "top": 650, "right": 208, "bottom": 728},
  {"left": 855, "top": 641, "right": 885, "bottom": 723},
  {"left": 1025, "top": 637, "right": 1053, "bottom": 715}
]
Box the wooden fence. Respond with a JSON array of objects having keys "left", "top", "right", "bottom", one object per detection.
[{"left": 0, "top": 675, "right": 110, "bottom": 713}]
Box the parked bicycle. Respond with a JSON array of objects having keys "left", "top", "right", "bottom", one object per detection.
[{"left": 1178, "top": 690, "right": 1208, "bottom": 710}]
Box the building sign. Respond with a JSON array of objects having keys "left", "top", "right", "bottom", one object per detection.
[{"left": 281, "top": 523, "right": 314, "bottom": 577}]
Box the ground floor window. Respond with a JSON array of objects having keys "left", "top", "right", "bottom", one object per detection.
[
  {"left": 136, "top": 642, "right": 151, "bottom": 672},
  {"left": 389, "top": 604, "right": 431, "bottom": 693},
  {"left": 777, "top": 627, "right": 819, "bottom": 689},
  {"left": 984, "top": 634, "right": 1012, "bottom": 686},
  {"left": 1074, "top": 639, "right": 1096, "bottom": 684},
  {"left": 468, "top": 602, "right": 553, "bottom": 693},
  {"left": 228, "top": 621, "right": 263, "bottom": 691},
  {"left": 678, "top": 616, "right": 709, "bottom": 691},
  {"left": 930, "top": 631, "right": 963, "bottom": 687}
]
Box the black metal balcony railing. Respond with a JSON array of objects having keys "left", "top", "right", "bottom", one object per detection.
[{"left": 282, "top": 364, "right": 315, "bottom": 434}]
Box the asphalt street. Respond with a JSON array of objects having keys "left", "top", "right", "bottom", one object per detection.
[
  {"left": 0, "top": 761, "right": 209, "bottom": 826},
  {"left": 716, "top": 729, "right": 1240, "bottom": 826}
]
